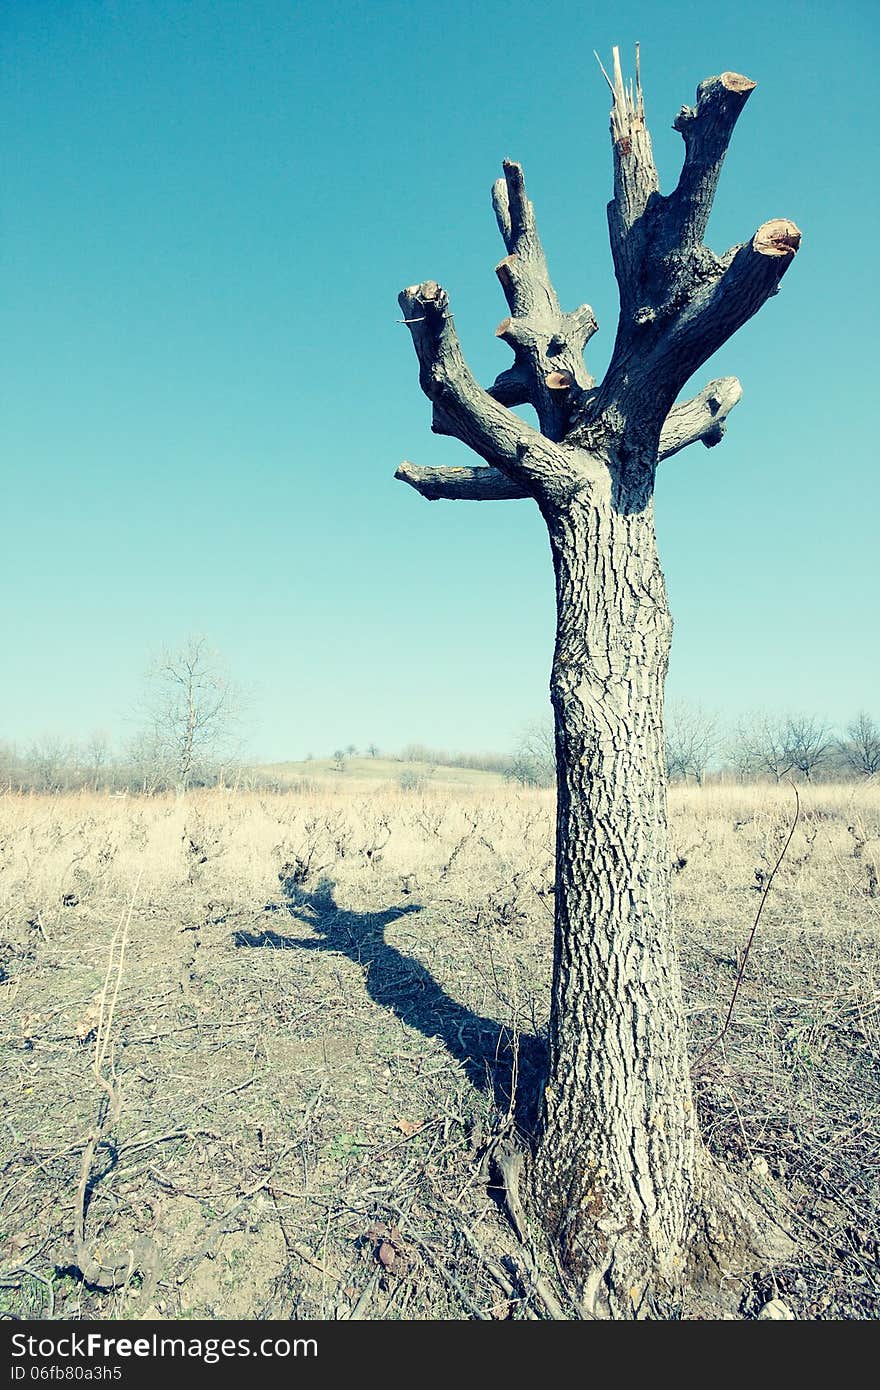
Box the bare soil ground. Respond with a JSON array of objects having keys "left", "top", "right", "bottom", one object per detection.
[{"left": 1, "top": 782, "right": 878, "bottom": 1320}]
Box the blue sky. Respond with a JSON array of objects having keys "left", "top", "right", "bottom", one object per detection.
[{"left": 3, "top": 0, "right": 877, "bottom": 761}]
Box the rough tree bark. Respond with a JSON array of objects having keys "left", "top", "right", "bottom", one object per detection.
[{"left": 395, "top": 48, "right": 800, "bottom": 1317}]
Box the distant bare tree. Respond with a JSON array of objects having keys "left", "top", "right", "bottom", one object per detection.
[
  {"left": 125, "top": 735, "right": 159, "bottom": 793},
  {"left": 727, "top": 717, "right": 763, "bottom": 780},
  {"left": 665, "top": 701, "right": 718, "bottom": 784},
  {"left": 0, "top": 742, "right": 23, "bottom": 790},
  {"left": 838, "top": 711, "right": 880, "bottom": 777},
  {"left": 509, "top": 719, "right": 555, "bottom": 787},
  {"left": 83, "top": 730, "right": 111, "bottom": 791},
  {"left": 400, "top": 742, "right": 432, "bottom": 763},
  {"left": 731, "top": 712, "right": 795, "bottom": 782},
  {"left": 367, "top": 743, "right": 380, "bottom": 758},
  {"left": 27, "top": 736, "right": 74, "bottom": 792},
  {"left": 759, "top": 717, "right": 796, "bottom": 782},
  {"left": 140, "top": 638, "right": 241, "bottom": 792},
  {"left": 784, "top": 715, "right": 832, "bottom": 782},
  {"left": 332, "top": 749, "right": 347, "bottom": 773}
]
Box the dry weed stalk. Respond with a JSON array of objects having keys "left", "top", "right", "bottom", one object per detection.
[
  {"left": 72, "top": 869, "right": 158, "bottom": 1293},
  {"left": 694, "top": 787, "right": 800, "bottom": 1072}
]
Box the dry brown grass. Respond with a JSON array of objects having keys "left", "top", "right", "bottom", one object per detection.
[{"left": 1, "top": 780, "right": 877, "bottom": 1319}]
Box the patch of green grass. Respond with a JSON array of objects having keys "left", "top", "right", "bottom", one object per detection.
[{"left": 323, "top": 1131, "right": 369, "bottom": 1164}]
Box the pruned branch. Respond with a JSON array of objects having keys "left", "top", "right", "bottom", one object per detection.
[
  {"left": 667, "top": 72, "right": 757, "bottom": 248},
  {"left": 658, "top": 220, "right": 801, "bottom": 392},
  {"left": 398, "top": 281, "right": 535, "bottom": 471},
  {"left": 594, "top": 49, "right": 801, "bottom": 437},
  {"left": 485, "top": 362, "right": 532, "bottom": 408},
  {"left": 658, "top": 377, "right": 742, "bottom": 460},
  {"left": 604, "top": 54, "right": 756, "bottom": 311},
  {"left": 607, "top": 43, "right": 655, "bottom": 214},
  {"left": 398, "top": 280, "right": 577, "bottom": 499},
  {"left": 395, "top": 461, "right": 525, "bottom": 502},
  {"left": 490, "top": 160, "right": 597, "bottom": 440},
  {"left": 605, "top": 44, "right": 659, "bottom": 305},
  {"left": 396, "top": 376, "right": 745, "bottom": 501},
  {"left": 396, "top": 51, "right": 801, "bottom": 502}
]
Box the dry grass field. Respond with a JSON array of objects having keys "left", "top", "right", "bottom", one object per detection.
[{"left": 1, "top": 778, "right": 878, "bottom": 1320}]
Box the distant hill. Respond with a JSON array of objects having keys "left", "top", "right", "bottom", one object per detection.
[{"left": 257, "top": 756, "right": 509, "bottom": 789}]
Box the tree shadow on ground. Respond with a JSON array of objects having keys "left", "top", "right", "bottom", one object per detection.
[{"left": 234, "top": 876, "right": 546, "bottom": 1131}]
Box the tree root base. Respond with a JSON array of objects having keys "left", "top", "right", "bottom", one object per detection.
[
  {"left": 498, "top": 1137, "right": 796, "bottom": 1320},
  {"left": 683, "top": 1155, "right": 796, "bottom": 1315}
]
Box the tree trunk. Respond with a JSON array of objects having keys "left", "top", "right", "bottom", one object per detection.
[
  {"left": 529, "top": 471, "right": 700, "bottom": 1314},
  {"left": 527, "top": 470, "right": 789, "bottom": 1316}
]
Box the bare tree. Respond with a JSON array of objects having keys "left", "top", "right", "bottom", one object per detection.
[
  {"left": 83, "top": 730, "right": 112, "bottom": 791},
  {"left": 759, "top": 718, "right": 795, "bottom": 782},
  {"left": 784, "top": 714, "right": 831, "bottom": 782},
  {"left": 732, "top": 711, "right": 795, "bottom": 782},
  {"left": 727, "top": 714, "right": 764, "bottom": 780},
  {"left": 141, "top": 638, "right": 241, "bottom": 792},
  {"left": 839, "top": 711, "right": 880, "bottom": 777},
  {"left": 509, "top": 718, "right": 556, "bottom": 787},
  {"left": 395, "top": 48, "right": 799, "bottom": 1313},
  {"left": 0, "top": 742, "right": 23, "bottom": 790},
  {"left": 125, "top": 730, "right": 168, "bottom": 794},
  {"left": 27, "top": 736, "right": 74, "bottom": 792},
  {"left": 665, "top": 700, "right": 718, "bottom": 784}
]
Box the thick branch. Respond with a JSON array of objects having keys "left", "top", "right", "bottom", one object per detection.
[
  {"left": 658, "top": 220, "right": 801, "bottom": 393},
  {"left": 396, "top": 376, "right": 744, "bottom": 501},
  {"left": 398, "top": 280, "right": 573, "bottom": 497},
  {"left": 658, "top": 377, "right": 742, "bottom": 459},
  {"left": 399, "top": 281, "right": 534, "bottom": 469},
  {"left": 490, "top": 160, "right": 597, "bottom": 439},
  {"left": 602, "top": 45, "right": 660, "bottom": 302},
  {"left": 491, "top": 159, "right": 557, "bottom": 317},
  {"left": 601, "top": 59, "right": 786, "bottom": 354},
  {"left": 595, "top": 51, "right": 801, "bottom": 437},
  {"left": 395, "top": 461, "right": 526, "bottom": 501},
  {"left": 594, "top": 219, "right": 799, "bottom": 435},
  {"left": 397, "top": 53, "right": 799, "bottom": 497},
  {"left": 666, "top": 72, "right": 757, "bottom": 248},
  {"left": 486, "top": 363, "right": 532, "bottom": 408}
]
